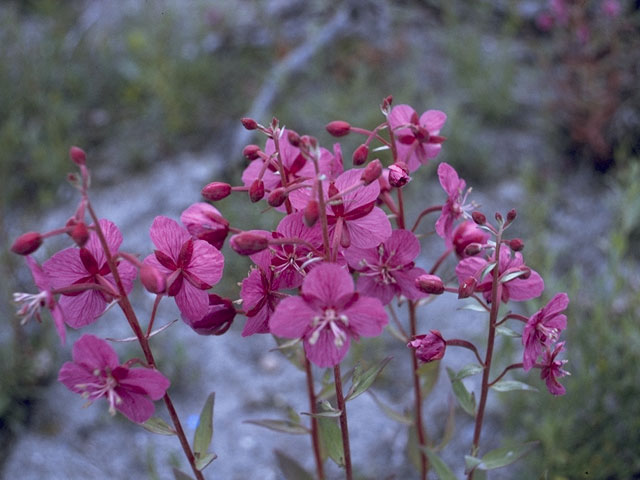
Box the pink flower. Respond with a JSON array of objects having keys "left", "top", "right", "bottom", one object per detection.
[
  {"left": 344, "top": 229, "right": 427, "bottom": 305},
  {"left": 240, "top": 247, "right": 285, "bottom": 337},
  {"left": 58, "top": 334, "right": 170, "bottom": 423},
  {"left": 435, "top": 163, "right": 473, "bottom": 246},
  {"left": 183, "top": 294, "right": 236, "bottom": 336},
  {"left": 388, "top": 104, "right": 446, "bottom": 172},
  {"left": 455, "top": 248, "right": 544, "bottom": 303},
  {"left": 270, "top": 263, "right": 388, "bottom": 367},
  {"left": 540, "top": 342, "right": 569, "bottom": 396},
  {"left": 522, "top": 293, "right": 569, "bottom": 371},
  {"left": 43, "top": 219, "right": 137, "bottom": 328},
  {"left": 180, "top": 202, "right": 229, "bottom": 250},
  {"left": 13, "top": 256, "right": 67, "bottom": 343},
  {"left": 452, "top": 221, "right": 490, "bottom": 258},
  {"left": 407, "top": 330, "right": 446, "bottom": 363},
  {"left": 144, "top": 216, "right": 224, "bottom": 322}
]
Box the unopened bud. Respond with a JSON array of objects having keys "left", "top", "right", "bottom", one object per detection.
[
  {"left": 506, "top": 208, "right": 517, "bottom": 224},
  {"left": 509, "top": 238, "right": 524, "bottom": 252},
  {"left": 70, "top": 222, "right": 90, "bottom": 247},
  {"left": 326, "top": 120, "right": 351, "bottom": 137},
  {"left": 230, "top": 232, "right": 269, "bottom": 255},
  {"left": 453, "top": 221, "right": 490, "bottom": 258},
  {"left": 140, "top": 264, "right": 166, "bottom": 294},
  {"left": 201, "top": 182, "right": 232, "bottom": 201},
  {"left": 381, "top": 95, "right": 393, "bottom": 114},
  {"left": 11, "top": 232, "right": 43, "bottom": 255},
  {"left": 267, "top": 187, "right": 288, "bottom": 207},
  {"left": 287, "top": 130, "right": 300, "bottom": 147},
  {"left": 388, "top": 162, "right": 411, "bottom": 188},
  {"left": 242, "top": 144, "right": 261, "bottom": 160},
  {"left": 472, "top": 211, "right": 486, "bottom": 225},
  {"left": 301, "top": 135, "right": 318, "bottom": 150},
  {"left": 304, "top": 200, "right": 320, "bottom": 227},
  {"left": 495, "top": 212, "right": 503, "bottom": 223},
  {"left": 241, "top": 117, "right": 258, "bottom": 130},
  {"left": 407, "top": 330, "right": 446, "bottom": 363},
  {"left": 249, "top": 179, "right": 265, "bottom": 202},
  {"left": 519, "top": 267, "right": 531, "bottom": 279},
  {"left": 463, "top": 243, "right": 482, "bottom": 256},
  {"left": 69, "top": 146, "right": 86, "bottom": 166},
  {"left": 458, "top": 277, "right": 477, "bottom": 299},
  {"left": 352, "top": 144, "right": 369, "bottom": 166},
  {"left": 361, "top": 159, "right": 382, "bottom": 185},
  {"left": 415, "top": 274, "right": 445, "bottom": 295},
  {"left": 184, "top": 294, "right": 236, "bottom": 336}
]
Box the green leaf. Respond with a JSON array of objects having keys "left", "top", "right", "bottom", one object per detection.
[
  {"left": 195, "top": 453, "right": 217, "bottom": 471},
  {"left": 477, "top": 441, "right": 539, "bottom": 470},
  {"left": 317, "top": 415, "right": 344, "bottom": 467},
  {"left": 301, "top": 401, "right": 342, "bottom": 419},
  {"left": 244, "top": 419, "right": 310, "bottom": 435},
  {"left": 452, "top": 363, "right": 484, "bottom": 381},
  {"left": 491, "top": 380, "right": 538, "bottom": 393},
  {"left": 193, "top": 393, "right": 215, "bottom": 456},
  {"left": 368, "top": 391, "right": 413, "bottom": 426},
  {"left": 500, "top": 270, "right": 529, "bottom": 283},
  {"left": 406, "top": 423, "right": 422, "bottom": 473},
  {"left": 274, "top": 449, "right": 314, "bottom": 480},
  {"left": 418, "top": 360, "right": 440, "bottom": 398},
  {"left": 480, "top": 261, "right": 498, "bottom": 280},
  {"left": 172, "top": 468, "right": 194, "bottom": 480},
  {"left": 459, "top": 303, "right": 488, "bottom": 313},
  {"left": 447, "top": 367, "right": 476, "bottom": 417},
  {"left": 422, "top": 447, "right": 458, "bottom": 480},
  {"left": 496, "top": 325, "right": 521, "bottom": 338},
  {"left": 465, "top": 455, "right": 483, "bottom": 473},
  {"left": 141, "top": 417, "right": 176, "bottom": 436},
  {"left": 345, "top": 356, "right": 392, "bottom": 401}
]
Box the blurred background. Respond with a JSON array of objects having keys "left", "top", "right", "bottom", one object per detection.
[{"left": 1, "top": 0, "right": 639, "bottom": 478}]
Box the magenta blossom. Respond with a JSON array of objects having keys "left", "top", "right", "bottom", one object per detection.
[
  {"left": 13, "top": 256, "right": 67, "bottom": 343},
  {"left": 452, "top": 221, "right": 489, "bottom": 258},
  {"left": 59, "top": 334, "right": 170, "bottom": 423},
  {"left": 539, "top": 341, "right": 569, "bottom": 396},
  {"left": 43, "top": 219, "right": 137, "bottom": 328},
  {"left": 180, "top": 202, "right": 229, "bottom": 250},
  {"left": 407, "top": 330, "right": 446, "bottom": 363},
  {"left": 522, "top": 293, "right": 569, "bottom": 371},
  {"left": 435, "top": 162, "right": 473, "bottom": 246},
  {"left": 144, "top": 216, "right": 224, "bottom": 322},
  {"left": 270, "top": 263, "right": 388, "bottom": 367},
  {"left": 388, "top": 104, "right": 446, "bottom": 172},
  {"left": 344, "top": 229, "right": 427, "bottom": 305},
  {"left": 455, "top": 247, "right": 544, "bottom": 303}
]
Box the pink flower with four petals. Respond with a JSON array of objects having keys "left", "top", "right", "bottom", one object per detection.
[{"left": 522, "top": 293, "right": 569, "bottom": 371}]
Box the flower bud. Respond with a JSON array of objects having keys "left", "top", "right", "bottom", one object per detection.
[
  {"left": 472, "top": 211, "right": 486, "bottom": 226},
  {"left": 381, "top": 95, "right": 393, "bottom": 114},
  {"left": 506, "top": 208, "right": 517, "bottom": 224},
  {"left": 352, "top": 144, "right": 369, "bottom": 166},
  {"left": 249, "top": 179, "right": 265, "bottom": 202},
  {"left": 241, "top": 117, "right": 258, "bottom": 130},
  {"left": 407, "top": 330, "right": 446, "bottom": 363},
  {"left": 287, "top": 130, "right": 301, "bottom": 147},
  {"left": 201, "top": 182, "right": 232, "bottom": 201},
  {"left": 230, "top": 232, "right": 269, "bottom": 255},
  {"left": 361, "top": 159, "right": 382, "bottom": 185},
  {"left": 304, "top": 199, "right": 320, "bottom": 227},
  {"left": 325, "top": 120, "right": 351, "bottom": 137},
  {"left": 415, "top": 274, "right": 445, "bottom": 295},
  {"left": 242, "top": 144, "right": 261, "bottom": 160},
  {"left": 183, "top": 294, "right": 235, "bottom": 335},
  {"left": 267, "top": 187, "right": 288, "bottom": 207},
  {"left": 452, "top": 221, "right": 490, "bottom": 258},
  {"left": 458, "top": 276, "right": 477, "bottom": 299},
  {"left": 69, "top": 146, "right": 86, "bottom": 166},
  {"left": 388, "top": 162, "right": 411, "bottom": 188},
  {"left": 463, "top": 243, "right": 482, "bottom": 257},
  {"left": 181, "top": 202, "right": 230, "bottom": 250},
  {"left": 509, "top": 238, "right": 524, "bottom": 252},
  {"left": 140, "top": 264, "right": 167, "bottom": 294},
  {"left": 495, "top": 212, "right": 503, "bottom": 223},
  {"left": 11, "top": 232, "right": 43, "bottom": 255},
  {"left": 70, "top": 221, "right": 90, "bottom": 247}
]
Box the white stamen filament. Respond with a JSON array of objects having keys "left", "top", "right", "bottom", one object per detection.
[
  {"left": 308, "top": 308, "right": 349, "bottom": 348},
  {"left": 13, "top": 291, "right": 48, "bottom": 324}
]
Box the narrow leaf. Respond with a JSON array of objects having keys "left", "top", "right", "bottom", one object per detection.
[
  {"left": 274, "top": 449, "right": 314, "bottom": 480},
  {"left": 465, "top": 455, "right": 482, "bottom": 473},
  {"left": 172, "top": 468, "right": 194, "bottom": 480},
  {"left": 452, "top": 363, "right": 484, "bottom": 381},
  {"left": 478, "top": 441, "right": 539, "bottom": 470},
  {"left": 491, "top": 380, "right": 538, "bottom": 393},
  {"left": 244, "top": 419, "right": 310, "bottom": 435},
  {"left": 480, "top": 261, "right": 498, "bottom": 280},
  {"left": 107, "top": 319, "right": 178, "bottom": 342},
  {"left": 496, "top": 326, "right": 521, "bottom": 338},
  {"left": 447, "top": 367, "right": 476, "bottom": 417},
  {"left": 345, "top": 356, "right": 392, "bottom": 401},
  {"left": 193, "top": 393, "right": 215, "bottom": 456},
  {"left": 368, "top": 391, "right": 413, "bottom": 426},
  {"left": 422, "top": 447, "right": 458, "bottom": 480},
  {"left": 500, "top": 270, "right": 529, "bottom": 283},
  {"left": 418, "top": 360, "right": 440, "bottom": 398},
  {"left": 195, "top": 453, "right": 217, "bottom": 471},
  {"left": 459, "top": 303, "right": 488, "bottom": 313},
  {"left": 318, "top": 416, "right": 344, "bottom": 466},
  {"left": 141, "top": 417, "right": 176, "bottom": 436}
]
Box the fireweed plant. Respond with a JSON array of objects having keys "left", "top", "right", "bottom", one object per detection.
[{"left": 11, "top": 97, "right": 569, "bottom": 479}]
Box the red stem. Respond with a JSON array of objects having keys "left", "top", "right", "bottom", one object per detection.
[
  {"left": 305, "top": 357, "right": 325, "bottom": 480},
  {"left": 333, "top": 364, "right": 353, "bottom": 480},
  {"left": 409, "top": 301, "right": 428, "bottom": 480}
]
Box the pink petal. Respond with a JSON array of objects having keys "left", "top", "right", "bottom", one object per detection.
[
  {"left": 241, "top": 306, "right": 271, "bottom": 336},
  {"left": 72, "top": 334, "right": 119, "bottom": 370},
  {"left": 393, "top": 267, "right": 428, "bottom": 301},
  {"left": 143, "top": 252, "right": 173, "bottom": 276},
  {"left": 421, "top": 143, "right": 442, "bottom": 159},
  {"left": 59, "top": 291, "right": 107, "bottom": 328},
  {"left": 385, "top": 229, "right": 421, "bottom": 266},
  {"left": 346, "top": 208, "right": 392, "bottom": 249},
  {"left": 43, "top": 247, "right": 87, "bottom": 290},
  {"left": 149, "top": 216, "right": 191, "bottom": 262},
  {"left": 355, "top": 275, "right": 395, "bottom": 306},
  {"left": 51, "top": 305, "right": 67, "bottom": 344},
  {"left": 186, "top": 239, "right": 224, "bottom": 286},
  {"left": 240, "top": 268, "right": 268, "bottom": 311},
  {"left": 343, "top": 296, "right": 387, "bottom": 337},
  {"left": 456, "top": 256, "right": 487, "bottom": 284},
  {"left": 343, "top": 245, "right": 379, "bottom": 271},
  {"left": 506, "top": 271, "right": 545, "bottom": 302},
  {"left": 301, "top": 263, "right": 353, "bottom": 305},
  {"left": 86, "top": 219, "right": 124, "bottom": 266},
  {"left": 336, "top": 169, "right": 380, "bottom": 211},
  {"left": 303, "top": 329, "right": 350, "bottom": 368},
  {"left": 119, "top": 369, "right": 170, "bottom": 401},
  {"left": 277, "top": 212, "right": 322, "bottom": 245},
  {"left": 58, "top": 361, "right": 99, "bottom": 394},
  {"left": 269, "top": 296, "right": 316, "bottom": 338},
  {"left": 388, "top": 104, "right": 416, "bottom": 129},
  {"left": 114, "top": 388, "right": 156, "bottom": 423},
  {"left": 437, "top": 162, "right": 462, "bottom": 197},
  {"left": 175, "top": 281, "right": 210, "bottom": 321},
  {"left": 25, "top": 256, "right": 49, "bottom": 291},
  {"left": 396, "top": 143, "right": 421, "bottom": 172},
  {"left": 544, "top": 292, "right": 570, "bottom": 318},
  {"left": 419, "top": 110, "right": 447, "bottom": 133}
]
